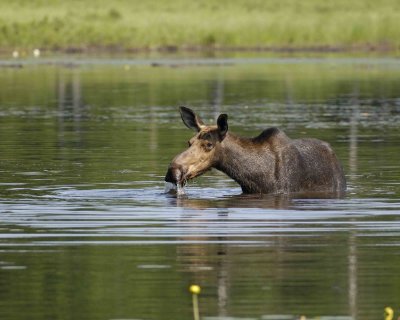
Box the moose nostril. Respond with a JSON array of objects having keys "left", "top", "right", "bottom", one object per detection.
[{"left": 165, "top": 166, "right": 183, "bottom": 184}]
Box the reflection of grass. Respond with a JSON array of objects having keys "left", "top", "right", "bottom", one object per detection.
[{"left": 0, "top": 0, "right": 400, "bottom": 51}]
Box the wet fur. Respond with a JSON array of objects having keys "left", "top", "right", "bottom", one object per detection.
[{"left": 215, "top": 128, "right": 346, "bottom": 194}]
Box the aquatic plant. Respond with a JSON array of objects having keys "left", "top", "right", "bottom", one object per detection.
[
  {"left": 385, "top": 307, "right": 394, "bottom": 320},
  {"left": 189, "top": 284, "right": 201, "bottom": 320}
]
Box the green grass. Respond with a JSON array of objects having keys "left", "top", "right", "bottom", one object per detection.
[{"left": 1, "top": 0, "right": 400, "bottom": 52}]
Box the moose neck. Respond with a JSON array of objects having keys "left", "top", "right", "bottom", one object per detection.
[{"left": 214, "top": 132, "right": 277, "bottom": 193}]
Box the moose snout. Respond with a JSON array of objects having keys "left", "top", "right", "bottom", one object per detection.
[{"left": 165, "top": 165, "right": 185, "bottom": 185}]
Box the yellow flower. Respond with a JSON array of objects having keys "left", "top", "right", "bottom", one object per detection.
[
  {"left": 189, "top": 285, "right": 201, "bottom": 295},
  {"left": 385, "top": 307, "right": 394, "bottom": 320}
]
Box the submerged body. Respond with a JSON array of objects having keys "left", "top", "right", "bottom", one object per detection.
[{"left": 165, "top": 107, "right": 346, "bottom": 194}]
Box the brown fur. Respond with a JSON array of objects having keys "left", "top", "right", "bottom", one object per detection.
[{"left": 165, "top": 107, "right": 346, "bottom": 194}]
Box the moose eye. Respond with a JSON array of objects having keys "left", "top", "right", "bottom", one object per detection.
[{"left": 205, "top": 142, "right": 214, "bottom": 150}]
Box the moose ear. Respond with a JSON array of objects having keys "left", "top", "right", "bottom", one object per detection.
[
  {"left": 179, "top": 106, "right": 205, "bottom": 132},
  {"left": 217, "top": 114, "right": 228, "bottom": 137}
]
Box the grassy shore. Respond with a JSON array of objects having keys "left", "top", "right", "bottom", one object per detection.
[{"left": 1, "top": 0, "right": 400, "bottom": 53}]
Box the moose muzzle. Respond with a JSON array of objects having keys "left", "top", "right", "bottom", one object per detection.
[{"left": 165, "top": 165, "right": 186, "bottom": 186}]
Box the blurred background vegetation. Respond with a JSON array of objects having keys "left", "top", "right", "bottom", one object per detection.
[{"left": 0, "top": 0, "right": 400, "bottom": 53}]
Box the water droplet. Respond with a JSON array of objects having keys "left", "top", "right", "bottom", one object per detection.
[{"left": 177, "top": 184, "right": 186, "bottom": 195}]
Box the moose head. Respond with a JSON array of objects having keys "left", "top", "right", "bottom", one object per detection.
[{"left": 165, "top": 107, "right": 228, "bottom": 187}]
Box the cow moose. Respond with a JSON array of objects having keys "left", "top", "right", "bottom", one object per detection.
[{"left": 165, "top": 107, "right": 346, "bottom": 194}]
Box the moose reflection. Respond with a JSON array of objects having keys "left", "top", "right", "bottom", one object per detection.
[{"left": 165, "top": 107, "right": 346, "bottom": 194}]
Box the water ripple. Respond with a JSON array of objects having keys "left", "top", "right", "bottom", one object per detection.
[{"left": 1, "top": 187, "right": 399, "bottom": 247}]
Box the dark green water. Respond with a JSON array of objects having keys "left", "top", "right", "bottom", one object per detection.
[{"left": 0, "top": 57, "right": 400, "bottom": 320}]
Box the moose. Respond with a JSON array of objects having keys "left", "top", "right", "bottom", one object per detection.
[{"left": 165, "top": 107, "right": 346, "bottom": 194}]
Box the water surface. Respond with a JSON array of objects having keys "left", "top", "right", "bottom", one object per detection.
[{"left": 0, "top": 57, "right": 400, "bottom": 320}]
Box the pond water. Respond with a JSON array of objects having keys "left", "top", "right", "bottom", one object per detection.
[{"left": 0, "top": 57, "right": 400, "bottom": 320}]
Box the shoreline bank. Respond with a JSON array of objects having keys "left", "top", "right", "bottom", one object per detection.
[
  {"left": 1, "top": 0, "right": 400, "bottom": 57},
  {"left": 1, "top": 43, "right": 399, "bottom": 59}
]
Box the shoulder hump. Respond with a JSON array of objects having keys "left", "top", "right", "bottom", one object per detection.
[{"left": 252, "top": 127, "right": 289, "bottom": 144}]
